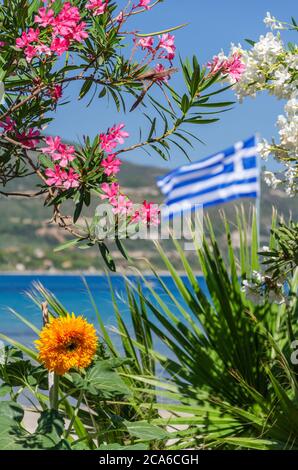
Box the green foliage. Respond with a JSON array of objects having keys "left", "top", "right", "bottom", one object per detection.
[
  {"left": 70, "top": 358, "right": 132, "bottom": 398},
  {"left": 0, "top": 402, "right": 70, "bottom": 450},
  {"left": 116, "top": 209, "right": 298, "bottom": 449},
  {"left": 0, "top": 341, "right": 168, "bottom": 449},
  {"left": 1, "top": 209, "right": 297, "bottom": 450},
  {"left": 260, "top": 220, "right": 298, "bottom": 283},
  {"left": 138, "top": 56, "right": 234, "bottom": 162},
  {"left": 0, "top": 287, "right": 166, "bottom": 450}
]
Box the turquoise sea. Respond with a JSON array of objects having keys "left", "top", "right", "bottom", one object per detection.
[{"left": 0, "top": 274, "right": 207, "bottom": 348}]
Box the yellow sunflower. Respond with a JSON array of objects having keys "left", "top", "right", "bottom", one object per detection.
[{"left": 36, "top": 313, "right": 97, "bottom": 375}]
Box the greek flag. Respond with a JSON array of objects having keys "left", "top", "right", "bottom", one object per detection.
[{"left": 157, "top": 136, "right": 260, "bottom": 218}]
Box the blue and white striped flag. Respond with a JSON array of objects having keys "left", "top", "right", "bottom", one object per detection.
[{"left": 157, "top": 136, "right": 260, "bottom": 218}]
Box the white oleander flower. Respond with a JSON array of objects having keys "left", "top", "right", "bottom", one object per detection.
[
  {"left": 285, "top": 166, "right": 297, "bottom": 196},
  {"left": 251, "top": 270, "right": 265, "bottom": 284},
  {"left": 231, "top": 33, "right": 284, "bottom": 101},
  {"left": 232, "top": 54, "right": 263, "bottom": 101},
  {"left": 251, "top": 32, "right": 284, "bottom": 65},
  {"left": 270, "top": 65, "right": 294, "bottom": 99},
  {"left": 241, "top": 280, "right": 264, "bottom": 305},
  {"left": 231, "top": 16, "right": 297, "bottom": 196},
  {"left": 285, "top": 97, "right": 298, "bottom": 116},
  {"left": 264, "top": 171, "right": 282, "bottom": 189},
  {"left": 257, "top": 139, "right": 272, "bottom": 160},
  {"left": 285, "top": 52, "right": 298, "bottom": 70},
  {"left": 264, "top": 12, "right": 284, "bottom": 31},
  {"left": 277, "top": 113, "right": 298, "bottom": 151}
]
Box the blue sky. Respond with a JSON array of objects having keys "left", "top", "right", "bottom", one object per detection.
[{"left": 47, "top": 0, "right": 295, "bottom": 169}]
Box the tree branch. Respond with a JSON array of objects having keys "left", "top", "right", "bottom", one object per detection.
[
  {"left": 115, "top": 123, "right": 178, "bottom": 155},
  {"left": 0, "top": 85, "right": 47, "bottom": 122},
  {"left": 110, "top": 0, "right": 163, "bottom": 24},
  {"left": 0, "top": 189, "right": 46, "bottom": 198}
]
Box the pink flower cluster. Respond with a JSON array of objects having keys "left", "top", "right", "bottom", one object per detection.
[
  {"left": 132, "top": 200, "right": 160, "bottom": 225},
  {"left": 18, "top": 128, "right": 41, "bottom": 148},
  {"left": 208, "top": 52, "right": 246, "bottom": 82},
  {"left": 98, "top": 123, "right": 129, "bottom": 176},
  {"left": 0, "top": 117, "right": 40, "bottom": 148},
  {"left": 100, "top": 183, "right": 160, "bottom": 225},
  {"left": 45, "top": 165, "right": 79, "bottom": 189},
  {"left": 98, "top": 123, "right": 129, "bottom": 178},
  {"left": 100, "top": 183, "right": 132, "bottom": 215},
  {"left": 47, "top": 84, "right": 63, "bottom": 103},
  {"left": 41, "top": 136, "right": 80, "bottom": 189},
  {"left": 16, "top": 3, "right": 88, "bottom": 62},
  {"left": 136, "top": 33, "right": 176, "bottom": 62},
  {"left": 86, "top": 0, "right": 109, "bottom": 16},
  {"left": 100, "top": 123, "right": 129, "bottom": 153},
  {"left": 101, "top": 154, "right": 121, "bottom": 176},
  {"left": 0, "top": 117, "right": 16, "bottom": 133},
  {"left": 41, "top": 136, "right": 76, "bottom": 167},
  {"left": 137, "top": 0, "right": 152, "bottom": 9}
]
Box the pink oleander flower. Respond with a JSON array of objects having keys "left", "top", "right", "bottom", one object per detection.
[
  {"left": 63, "top": 168, "right": 80, "bottom": 189},
  {"left": 50, "top": 37, "right": 70, "bottom": 56},
  {"left": 207, "top": 56, "right": 219, "bottom": 74},
  {"left": 155, "top": 63, "right": 170, "bottom": 82},
  {"left": 224, "top": 52, "right": 246, "bottom": 82},
  {"left": 41, "top": 136, "right": 62, "bottom": 156},
  {"left": 86, "top": 0, "right": 108, "bottom": 16},
  {"left": 41, "top": 136, "right": 76, "bottom": 166},
  {"left": 36, "top": 44, "right": 52, "bottom": 56},
  {"left": 70, "top": 22, "right": 89, "bottom": 42},
  {"left": 101, "top": 154, "right": 121, "bottom": 176},
  {"left": 111, "top": 194, "right": 133, "bottom": 216},
  {"left": 158, "top": 33, "right": 176, "bottom": 61},
  {"left": 110, "top": 123, "right": 129, "bottom": 145},
  {"left": 16, "top": 28, "right": 40, "bottom": 48},
  {"left": 52, "top": 3, "right": 82, "bottom": 38},
  {"left": 0, "top": 117, "right": 16, "bottom": 133},
  {"left": 137, "top": 0, "right": 152, "bottom": 9},
  {"left": 57, "top": 144, "right": 76, "bottom": 167},
  {"left": 208, "top": 52, "right": 245, "bottom": 82},
  {"left": 0, "top": 41, "right": 6, "bottom": 47},
  {"left": 100, "top": 182, "right": 120, "bottom": 204},
  {"left": 49, "top": 84, "right": 63, "bottom": 102},
  {"left": 100, "top": 123, "right": 129, "bottom": 152},
  {"left": 100, "top": 133, "right": 118, "bottom": 153},
  {"left": 45, "top": 164, "right": 67, "bottom": 187},
  {"left": 137, "top": 36, "right": 154, "bottom": 51},
  {"left": 34, "top": 7, "right": 55, "bottom": 27},
  {"left": 132, "top": 200, "right": 160, "bottom": 225},
  {"left": 17, "top": 128, "right": 40, "bottom": 148},
  {"left": 17, "top": 2, "right": 88, "bottom": 61},
  {"left": 24, "top": 45, "right": 39, "bottom": 62},
  {"left": 115, "top": 11, "right": 124, "bottom": 23},
  {"left": 0, "top": 120, "right": 40, "bottom": 148}
]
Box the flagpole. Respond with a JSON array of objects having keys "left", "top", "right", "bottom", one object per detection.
[{"left": 255, "top": 133, "right": 261, "bottom": 247}]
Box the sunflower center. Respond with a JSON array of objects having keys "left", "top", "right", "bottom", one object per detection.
[{"left": 65, "top": 341, "right": 78, "bottom": 352}]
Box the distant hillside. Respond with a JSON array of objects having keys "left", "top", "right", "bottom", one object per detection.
[{"left": 0, "top": 159, "right": 296, "bottom": 272}]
